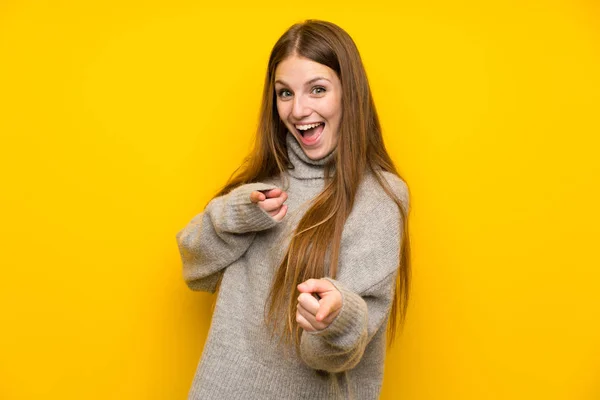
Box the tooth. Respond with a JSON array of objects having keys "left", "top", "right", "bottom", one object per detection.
[{"left": 296, "top": 122, "right": 322, "bottom": 130}]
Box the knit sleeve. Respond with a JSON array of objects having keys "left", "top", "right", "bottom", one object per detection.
[
  {"left": 298, "top": 274, "right": 396, "bottom": 373},
  {"left": 298, "top": 172, "right": 409, "bottom": 373},
  {"left": 175, "top": 182, "right": 280, "bottom": 292}
]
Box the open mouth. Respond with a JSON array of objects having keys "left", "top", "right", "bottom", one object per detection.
[{"left": 296, "top": 122, "right": 325, "bottom": 144}]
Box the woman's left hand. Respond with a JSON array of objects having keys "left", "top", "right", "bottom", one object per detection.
[{"left": 296, "top": 279, "right": 342, "bottom": 332}]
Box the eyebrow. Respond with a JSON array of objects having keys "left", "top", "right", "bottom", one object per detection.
[{"left": 274, "top": 76, "right": 331, "bottom": 86}]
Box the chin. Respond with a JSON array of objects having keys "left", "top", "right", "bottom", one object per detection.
[{"left": 303, "top": 146, "right": 331, "bottom": 160}]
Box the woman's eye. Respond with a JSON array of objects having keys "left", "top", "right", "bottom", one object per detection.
[
  {"left": 278, "top": 89, "right": 292, "bottom": 98},
  {"left": 312, "top": 86, "right": 326, "bottom": 95}
]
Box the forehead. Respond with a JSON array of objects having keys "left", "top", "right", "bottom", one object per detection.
[{"left": 274, "top": 55, "right": 336, "bottom": 84}]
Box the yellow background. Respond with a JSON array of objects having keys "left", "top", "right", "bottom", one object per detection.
[{"left": 1, "top": 1, "right": 599, "bottom": 399}]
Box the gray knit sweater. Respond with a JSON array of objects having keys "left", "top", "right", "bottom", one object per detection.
[{"left": 176, "top": 132, "right": 409, "bottom": 399}]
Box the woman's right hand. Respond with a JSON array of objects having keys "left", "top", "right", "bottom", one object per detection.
[{"left": 250, "top": 188, "right": 288, "bottom": 222}]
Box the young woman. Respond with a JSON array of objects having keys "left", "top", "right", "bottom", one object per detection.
[{"left": 176, "top": 19, "right": 411, "bottom": 399}]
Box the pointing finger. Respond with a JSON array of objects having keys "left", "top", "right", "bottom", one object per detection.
[
  {"left": 250, "top": 191, "right": 266, "bottom": 203},
  {"left": 297, "top": 278, "right": 335, "bottom": 295}
]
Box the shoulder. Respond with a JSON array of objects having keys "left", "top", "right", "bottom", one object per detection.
[
  {"left": 354, "top": 169, "right": 410, "bottom": 218},
  {"left": 377, "top": 170, "right": 409, "bottom": 210}
]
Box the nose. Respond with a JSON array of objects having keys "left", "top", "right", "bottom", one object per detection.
[{"left": 291, "top": 94, "right": 311, "bottom": 121}]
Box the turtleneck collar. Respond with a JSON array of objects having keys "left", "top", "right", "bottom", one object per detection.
[{"left": 285, "top": 131, "right": 336, "bottom": 180}]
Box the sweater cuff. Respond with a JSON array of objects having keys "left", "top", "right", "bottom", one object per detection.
[
  {"left": 306, "top": 278, "right": 368, "bottom": 346},
  {"left": 224, "top": 183, "right": 280, "bottom": 233}
]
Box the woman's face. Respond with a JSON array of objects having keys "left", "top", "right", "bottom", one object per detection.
[{"left": 274, "top": 54, "right": 342, "bottom": 160}]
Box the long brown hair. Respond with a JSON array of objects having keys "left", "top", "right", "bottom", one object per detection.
[{"left": 214, "top": 20, "right": 411, "bottom": 350}]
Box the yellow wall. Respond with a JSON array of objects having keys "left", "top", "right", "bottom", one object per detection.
[{"left": 1, "top": 1, "right": 599, "bottom": 399}]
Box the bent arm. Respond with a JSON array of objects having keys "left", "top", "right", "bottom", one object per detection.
[
  {"left": 299, "top": 173, "right": 409, "bottom": 372},
  {"left": 175, "top": 182, "right": 278, "bottom": 292}
]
